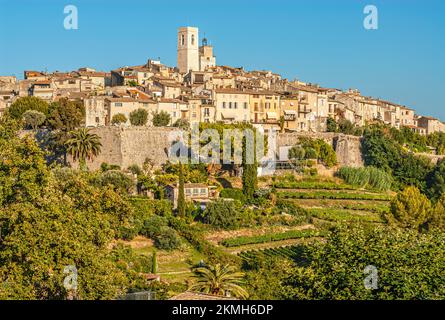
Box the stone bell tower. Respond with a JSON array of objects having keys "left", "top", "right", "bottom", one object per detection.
[{"left": 177, "top": 26, "right": 199, "bottom": 73}]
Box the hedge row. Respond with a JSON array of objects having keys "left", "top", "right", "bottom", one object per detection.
[
  {"left": 307, "top": 208, "right": 382, "bottom": 223},
  {"left": 221, "top": 229, "right": 322, "bottom": 247},
  {"left": 277, "top": 191, "right": 392, "bottom": 201},
  {"left": 169, "top": 217, "right": 241, "bottom": 265},
  {"left": 274, "top": 181, "right": 355, "bottom": 190}
]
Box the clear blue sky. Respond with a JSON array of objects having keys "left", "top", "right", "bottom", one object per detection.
[{"left": 1, "top": 0, "right": 444, "bottom": 119}]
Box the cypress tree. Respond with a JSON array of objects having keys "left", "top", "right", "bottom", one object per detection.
[
  {"left": 242, "top": 137, "right": 258, "bottom": 203},
  {"left": 151, "top": 250, "right": 158, "bottom": 274},
  {"left": 177, "top": 162, "right": 186, "bottom": 217}
]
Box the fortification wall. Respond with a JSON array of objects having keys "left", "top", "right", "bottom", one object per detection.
[
  {"left": 72, "top": 127, "right": 364, "bottom": 170},
  {"left": 72, "top": 126, "right": 176, "bottom": 170},
  {"left": 276, "top": 132, "right": 364, "bottom": 167}
]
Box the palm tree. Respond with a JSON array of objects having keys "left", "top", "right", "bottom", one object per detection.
[
  {"left": 190, "top": 264, "right": 249, "bottom": 299},
  {"left": 65, "top": 128, "right": 102, "bottom": 170}
]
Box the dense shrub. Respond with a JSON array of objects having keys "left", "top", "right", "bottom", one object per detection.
[
  {"left": 6, "top": 96, "right": 49, "bottom": 119},
  {"left": 201, "top": 199, "right": 241, "bottom": 229},
  {"left": 426, "top": 159, "right": 445, "bottom": 201},
  {"left": 326, "top": 117, "right": 337, "bottom": 132},
  {"left": 129, "top": 108, "right": 148, "bottom": 126},
  {"left": 140, "top": 215, "right": 181, "bottom": 250},
  {"left": 111, "top": 113, "right": 127, "bottom": 125},
  {"left": 140, "top": 215, "right": 169, "bottom": 238},
  {"left": 387, "top": 186, "right": 433, "bottom": 231},
  {"left": 22, "top": 110, "right": 46, "bottom": 129},
  {"left": 288, "top": 146, "right": 306, "bottom": 160},
  {"left": 220, "top": 188, "right": 246, "bottom": 203},
  {"left": 362, "top": 125, "right": 433, "bottom": 192},
  {"left": 304, "top": 147, "right": 318, "bottom": 160},
  {"left": 154, "top": 226, "right": 182, "bottom": 250},
  {"left": 152, "top": 111, "right": 171, "bottom": 127},
  {"left": 299, "top": 137, "right": 337, "bottom": 168},
  {"left": 284, "top": 225, "right": 445, "bottom": 299},
  {"left": 92, "top": 170, "right": 135, "bottom": 193}
]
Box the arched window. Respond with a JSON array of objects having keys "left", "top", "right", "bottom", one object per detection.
[
  {"left": 181, "top": 34, "right": 185, "bottom": 46},
  {"left": 191, "top": 34, "right": 195, "bottom": 45}
]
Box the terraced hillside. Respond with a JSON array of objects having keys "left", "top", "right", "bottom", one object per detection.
[{"left": 217, "top": 176, "right": 393, "bottom": 262}]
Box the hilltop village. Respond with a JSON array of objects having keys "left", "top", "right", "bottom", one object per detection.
[
  {"left": 1, "top": 26, "right": 443, "bottom": 135},
  {"left": 1, "top": 26, "right": 445, "bottom": 302}
]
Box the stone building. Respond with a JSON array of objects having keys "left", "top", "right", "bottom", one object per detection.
[{"left": 213, "top": 88, "right": 250, "bottom": 123}]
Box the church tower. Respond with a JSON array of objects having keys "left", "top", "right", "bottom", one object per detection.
[{"left": 177, "top": 26, "right": 199, "bottom": 73}]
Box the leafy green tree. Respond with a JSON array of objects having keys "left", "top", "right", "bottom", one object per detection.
[
  {"left": 46, "top": 98, "right": 85, "bottom": 163},
  {"left": 244, "top": 257, "right": 293, "bottom": 300},
  {"left": 129, "top": 108, "right": 148, "bottom": 126},
  {"left": 93, "top": 170, "right": 134, "bottom": 194},
  {"left": 362, "top": 125, "right": 432, "bottom": 192},
  {"left": 173, "top": 118, "right": 190, "bottom": 130},
  {"left": 431, "top": 193, "right": 445, "bottom": 230},
  {"left": 47, "top": 98, "right": 84, "bottom": 131},
  {"left": 6, "top": 96, "right": 49, "bottom": 119},
  {"left": 279, "top": 115, "right": 285, "bottom": 133},
  {"left": 0, "top": 122, "right": 130, "bottom": 299},
  {"left": 298, "top": 137, "right": 336, "bottom": 168},
  {"left": 65, "top": 128, "right": 102, "bottom": 170},
  {"left": 111, "top": 113, "right": 127, "bottom": 125},
  {"left": 426, "top": 159, "right": 445, "bottom": 201},
  {"left": 392, "top": 154, "right": 432, "bottom": 192},
  {"left": 337, "top": 119, "right": 354, "bottom": 135},
  {"left": 283, "top": 225, "right": 445, "bottom": 300},
  {"left": 362, "top": 125, "right": 401, "bottom": 172},
  {"left": 154, "top": 227, "right": 182, "bottom": 250},
  {"left": 177, "top": 163, "right": 186, "bottom": 217},
  {"left": 190, "top": 264, "right": 248, "bottom": 299},
  {"left": 288, "top": 146, "right": 306, "bottom": 160},
  {"left": 127, "top": 164, "right": 143, "bottom": 175},
  {"left": 387, "top": 186, "right": 433, "bottom": 231},
  {"left": 152, "top": 250, "right": 158, "bottom": 274},
  {"left": 326, "top": 117, "right": 337, "bottom": 132},
  {"left": 304, "top": 147, "right": 318, "bottom": 159},
  {"left": 22, "top": 110, "right": 46, "bottom": 130},
  {"left": 202, "top": 199, "right": 240, "bottom": 229},
  {"left": 152, "top": 111, "right": 171, "bottom": 127}
]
